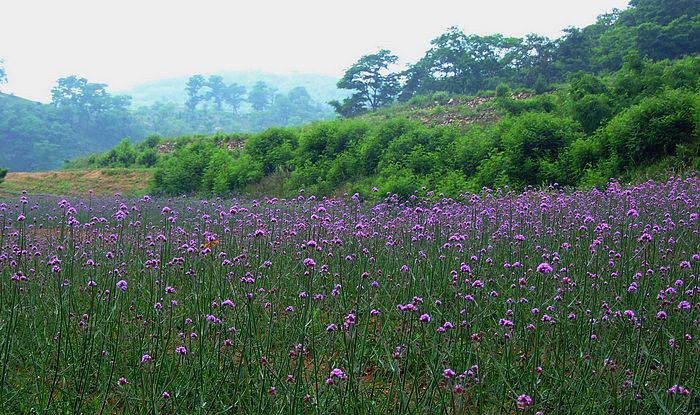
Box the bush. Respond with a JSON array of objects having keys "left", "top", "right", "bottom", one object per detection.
[
  {"left": 571, "top": 93, "right": 614, "bottom": 134},
  {"left": 246, "top": 127, "right": 297, "bottom": 174},
  {"left": 136, "top": 148, "right": 158, "bottom": 167},
  {"left": 602, "top": 89, "right": 697, "bottom": 168},
  {"left": 496, "top": 83, "right": 511, "bottom": 98},
  {"left": 500, "top": 112, "right": 583, "bottom": 186},
  {"left": 152, "top": 140, "right": 216, "bottom": 194}
]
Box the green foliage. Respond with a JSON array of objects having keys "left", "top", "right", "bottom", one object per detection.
[
  {"left": 62, "top": 5, "right": 700, "bottom": 199},
  {"left": 85, "top": 55, "right": 700, "bottom": 198},
  {"left": 533, "top": 76, "right": 549, "bottom": 94},
  {"left": 601, "top": 89, "right": 698, "bottom": 168},
  {"left": 496, "top": 94, "right": 556, "bottom": 115},
  {"left": 571, "top": 93, "right": 614, "bottom": 134},
  {"left": 499, "top": 112, "right": 583, "bottom": 186},
  {"left": 0, "top": 167, "right": 7, "bottom": 184},
  {"left": 248, "top": 82, "right": 276, "bottom": 112},
  {"left": 495, "top": 83, "right": 511, "bottom": 98},
  {"left": 333, "top": 50, "right": 400, "bottom": 116},
  {"left": 153, "top": 140, "right": 216, "bottom": 194},
  {"left": 245, "top": 127, "right": 297, "bottom": 174}
]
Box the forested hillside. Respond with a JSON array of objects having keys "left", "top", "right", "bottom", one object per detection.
[
  {"left": 329, "top": 0, "right": 699, "bottom": 116},
  {"left": 0, "top": 89, "right": 138, "bottom": 171},
  {"left": 69, "top": 55, "right": 700, "bottom": 198},
  {"left": 64, "top": 0, "right": 700, "bottom": 198},
  {"left": 0, "top": 72, "right": 338, "bottom": 171}
]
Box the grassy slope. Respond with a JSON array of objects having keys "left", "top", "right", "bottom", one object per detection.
[{"left": 0, "top": 169, "right": 153, "bottom": 197}]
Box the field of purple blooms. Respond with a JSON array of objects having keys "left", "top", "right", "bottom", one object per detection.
[{"left": 1, "top": 177, "right": 699, "bottom": 414}]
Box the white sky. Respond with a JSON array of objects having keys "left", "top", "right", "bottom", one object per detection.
[{"left": 0, "top": 0, "right": 630, "bottom": 102}]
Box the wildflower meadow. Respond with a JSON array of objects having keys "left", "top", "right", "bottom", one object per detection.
[{"left": 1, "top": 177, "right": 699, "bottom": 414}]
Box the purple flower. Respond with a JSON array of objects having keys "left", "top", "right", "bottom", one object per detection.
[
  {"left": 116, "top": 280, "right": 127, "bottom": 292},
  {"left": 303, "top": 258, "right": 316, "bottom": 268},
  {"left": 517, "top": 394, "right": 532, "bottom": 408},
  {"left": 175, "top": 346, "right": 187, "bottom": 355},
  {"left": 443, "top": 368, "right": 456, "bottom": 379},
  {"left": 536, "top": 263, "right": 553, "bottom": 274},
  {"left": 141, "top": 354, "right": 152, "bottom": 363},
  {"left": 678, "top": 301, "right": 691, "bottom": 311},
  {"left": 330, "top": 368, "right": 347, "bottom": 379}
]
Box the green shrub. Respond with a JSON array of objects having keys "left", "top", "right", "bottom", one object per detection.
[{"left": 602, "top": 89, "right": 697, "bottom": 168}]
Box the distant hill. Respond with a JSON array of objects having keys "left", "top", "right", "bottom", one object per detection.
[
  {"left": 0, "top": 71, "right": 345, "bottom": 172},
  {"left": 118, "top": 71, "right": 349, "bottom": 109}
]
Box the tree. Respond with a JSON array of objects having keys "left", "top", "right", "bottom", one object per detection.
[
  {"left": 205, "top": 75, "right": 227, "bottom": 111},
  {"left": 397, "top": 62, "right": 431, "bottom": 101},
  {"left": 627, "top": 0, "right": 700, "bottom": 26},
  {"left": 248, "top": 81, "right": 275, "bottom": 111},
  {"left": 223, "top": 82, "right": 246, "bottom": 114},
  {"left": 415, "top": 28, "right": 521, "bottom": 95},
  {"left": 287, "top": 86, "right": 311, "bottom": 106},
  {"left": 185, "top": 75, "right": 206, "bottom": 111},
  {"left": 332, "top": 49, "right": 399, "bottom": 116},
  {"left": 51, "top": 75, "right": 131, "bottom": 131},
  {"left": 329, "top": 94, "right": 365, "bottom": 118},
  {"left": 512, "top": 34, "right": 558, "bottom": 86},
  {"left": 0, "top": 167, "right": 7, "bottom": 185}
]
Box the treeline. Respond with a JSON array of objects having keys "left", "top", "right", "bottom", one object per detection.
[
  {"left": 72, "top": 55, "right": 700, "bottom": 197},
  {"left": 133, "top": 78, "right": 334, "bottom": 139},
  {"left": 0, "top": 68, "right": 334, "bottom": 171},
  {"left": 331, "top": 0, "right": 700, "bottom": 116}
]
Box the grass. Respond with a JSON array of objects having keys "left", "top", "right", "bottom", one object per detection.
[{"left": 0, "top": 168, "right": 153, "bottom": 197}]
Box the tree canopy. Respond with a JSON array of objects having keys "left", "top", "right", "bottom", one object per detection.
[{"left": 330, "top": 49, "right": 399, "bottom": 116}]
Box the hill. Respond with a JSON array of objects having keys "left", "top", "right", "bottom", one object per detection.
[
  {"left": 0, "top": 91, "right": 136, "bottom": 171},
  {"left": 0, "top": 72, "right": 341, "bottom": 172},
  {"left": 4, "top": 0, "right": 699, "bottom": 193},
  {"left": 61, "top": 54, "right": 700, "bottom": 198}
]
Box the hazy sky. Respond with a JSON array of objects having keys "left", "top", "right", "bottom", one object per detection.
[{"left": 1, "top": 0, "right": 630, "bottom": 102}]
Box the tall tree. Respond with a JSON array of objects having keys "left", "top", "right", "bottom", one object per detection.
[
  {"left": 248, "top": 81, "right": 275, "bottom": 111},
  {"left": 512, "top": 34, "right": 558, "bottom": 86},
  {"left": 223, "top": 82, "right": 246, "bottom": 114},
  {"left": 50, "top": 75, "right": 134, "bottom": 138},
  {"left": 185, "top": 75, "right": 206, "bottom": 111},
  {"left": 417, "top": 28, "right": 521, "bottom": 94},
  {"left": 332, "top": 49, "right": 399, "bottom": 116},
  {"left": 205, "top": 75, "right": 227, "bottom": 110}
]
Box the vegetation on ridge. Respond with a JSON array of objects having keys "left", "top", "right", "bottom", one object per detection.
[{"left": 66, "top": 55, "right": 700, "bottom": 198}]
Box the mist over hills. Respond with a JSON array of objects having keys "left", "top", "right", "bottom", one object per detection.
[
  {"left": 119, "top": 71, "right": 348, "bottom": 110},
  {"left": 0, "top": 71, "right": 344, "bottom": 171}
]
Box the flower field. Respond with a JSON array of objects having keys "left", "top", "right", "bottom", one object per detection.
[{"left": 1, "top": 178, "right": 699, "bottom": 414}]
